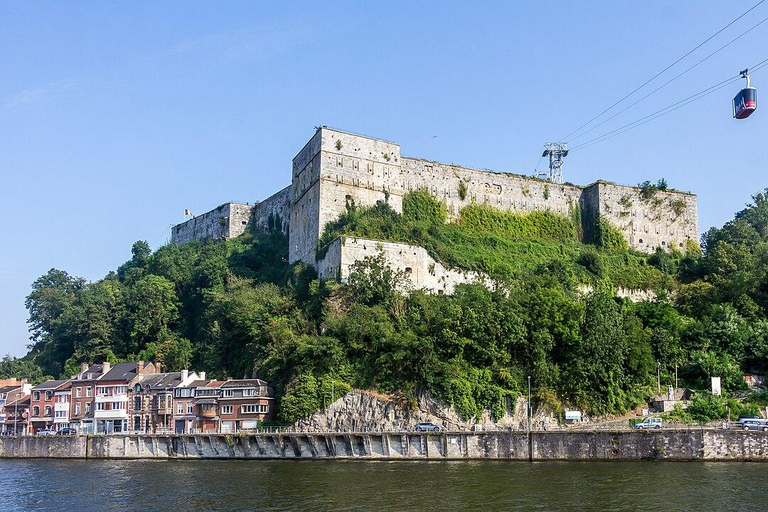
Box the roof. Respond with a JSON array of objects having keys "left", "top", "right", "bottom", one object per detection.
[
  {"left": 139, "top": 372, "right": 183, "bottom": 390},
  {"left": 221, "top": 379, "right": 269, "bottom": 388},
  {"left": 198, "top": 380, "right": 225, "bottom": 389},
  {"left": 31, "top": 379, "right": 69, "bottom": 391},
  {"left": 186, "top": 379, "right": 213, "bottom": 388},
  {"left": 0, "top": 385, "right": 20, "bottom": 394},
  {"left": 100, "top": 363, "right": 139, "bottom": 382},
  {"left": 75, "top": 364, "right": 105, "bottom": 380}
]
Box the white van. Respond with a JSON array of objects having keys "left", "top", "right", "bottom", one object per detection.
[{"left": 635, "top": 417, "right": 662, "bottom": 430}]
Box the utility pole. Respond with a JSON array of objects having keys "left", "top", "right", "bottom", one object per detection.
[
  {"left": 675, "top": 365, "right": 678, "bottom": 389},
  {"left": 657, "top": 361, "right": 661, "bottom": 394},
  {"left": 527, "top": 376, "right": 531, "bottom": 433}
]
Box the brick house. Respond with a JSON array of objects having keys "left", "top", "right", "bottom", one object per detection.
[
  {"left": 193, "top": 380, "right": 224, "bottom": 433},
  {"left": 69, "top": 363, "right": 107, "bottom": 434},
  {"left": 29, "top": 380, "right": 69, "bottom": 433},
  {"left": 171, "top": 371, "right": 206, "bottom": 434},
  {"left": 131, "top": 369, "right": 200, "bottom": 434},
  {"left": 217, "top": 379, "right": 274, "bottom": 433},
  {"left": 53, "top": 382, "right": 72, "bottom": 431},
  {"left": 0, "top": 381, "right": 31, "bottom": 434},
  {"left": 0, "top": 381, "right": 29, "bottom": 432},
  {"left": 95, "top": 361, "right": 160, "bottom": 434}
]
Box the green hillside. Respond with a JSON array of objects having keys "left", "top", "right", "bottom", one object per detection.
[{"left": 14, "top": 188, "right": 768, "bottom": 422}]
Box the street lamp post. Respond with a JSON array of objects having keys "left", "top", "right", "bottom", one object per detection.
[{"left": 527, "top": 376, "right": 531, "bottom": 433}]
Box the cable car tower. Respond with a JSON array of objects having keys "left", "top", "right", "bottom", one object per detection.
[{"left": 537, "top": 142, "right": 568, "bottom": 184}]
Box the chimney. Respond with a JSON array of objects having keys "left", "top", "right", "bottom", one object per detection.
[
  {"left": 181, "top": 369, "right": 189, "bottom": 383},
  {"left": 226, "top": 377, "right": 233, "bottom": 381},
  {"left": 137, "top": 361, "right": 145, "bottom": 375},
  {"left": 102, "top": 362, "right": 111, "bottom": 374},
  {"left": 80, "top": 363, "right": 88, "bottom": 374},
  {"left": 155, "top": 362, "right": 161, "bottom": 374},
  {"left": 199, "top": 372, "right": 206, "bottom": 381}
]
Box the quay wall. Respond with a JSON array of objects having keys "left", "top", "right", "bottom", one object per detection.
[{"left": 3, "top": 430, "right": 768, "bottom": 461}]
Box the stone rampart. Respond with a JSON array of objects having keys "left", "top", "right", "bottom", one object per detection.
[
  {"left": 317, "top": 237, "right": 482, "bottom": 294},
  {"left": 171, "top": 203, "right": 254, "bottom": 244},
  {"left": 4, "top": 430, "right": 768, "bottom": 461}
]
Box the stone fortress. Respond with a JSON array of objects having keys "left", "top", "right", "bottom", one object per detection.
[{"left": 172, "top": 127, "right": 699, "bottom": 294}]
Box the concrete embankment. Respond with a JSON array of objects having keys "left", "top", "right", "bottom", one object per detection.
[{"left": 2, "top": 430, "right": 768, "bottom": 461}]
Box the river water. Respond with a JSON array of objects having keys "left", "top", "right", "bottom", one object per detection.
[{"left": 2, "top": 459, "right": 765, "bottom": 511}]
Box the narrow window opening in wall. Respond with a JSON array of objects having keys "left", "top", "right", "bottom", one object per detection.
[
  {"left": 661, "top": 241, "right": 666, "bottom": 246},
  {"left": 639, "top": 239, "right": 644, "bottom": 244},
  {"left": 438, "top": 290, "right": 444, "bottom": 295},
  {"left": 405, "top": 267, "right": 412, "bottom": 274},
  {"left": 241, "top": 221, "right": 247, "bottom": 226},
  {"left": 679, "top": 242, "right": 684, "bottom": 248}
]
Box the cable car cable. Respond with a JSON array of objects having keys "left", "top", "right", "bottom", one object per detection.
[
  {"left": 566, "top": 15, "right": 768, "bottom": 144},
  {"left": 560, "top": 0, "right": 766, "bottom": 142},
  {"left": 569, "top": 57, "right": 768, "bottom": 152}
]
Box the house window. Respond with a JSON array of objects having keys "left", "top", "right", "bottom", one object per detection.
[
  {"left": 242, "top": 404, "right": 266, "bottom": 414},
  {"left": 177, "top": 403, "right": 184, "bottom": 414},
  {"left": 97, "top": 402, "right": 106, "bottom": 411},
  {"left": 187, "top": 403, "right": 194, "bottom": 414},
  {"left": 222, "top": 390, "right": 234, "bottom": 398},
  {"left": 243, "top": 388, "right": 255, "bottom": 397},
  {"left": 221, "top": 405, "right": 233, "bottom": 414},
  {"left": 76, "top": 388, "right": 82, "bottom": 398},
  {"left": 75, "top": 404, "right": 81, "bottom": 415},
  {"left": 45, "top": 406, "right": 52, "bottom": 416},
  {"left": 86, "top": 403, "right": 91, "bottom": 414},
  {"left": 45, "top": 391, "right": 53, "bottom": 401},
  {"left": 86, "top": 387, "right": 92, "bottom": 397},
  {"left": 33, "top": 391, "right": 40, "bottom": 401},
  {"left": 33, "top": 406, "right": 40, "bottom": 416},
  {"left": 134, "top": 397, "right": 142, "bottom": 410}
]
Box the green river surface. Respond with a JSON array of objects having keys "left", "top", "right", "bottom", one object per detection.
[{"left": 2, "top": 459, "right": 766, "bottom": 511}]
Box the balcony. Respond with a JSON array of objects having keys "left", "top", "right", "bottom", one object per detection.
[
  {"left": 94, "top": 409, "right": 128, "bottom": 419},
  {"left": 54, "top": 402, "right": 69, "bottom": 412},
  {"left": 95, "top": 393, "right": 127, "bottom": 403}
]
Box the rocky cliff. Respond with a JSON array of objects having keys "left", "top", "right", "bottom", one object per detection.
[{"left": 293, "top": 390, "right": 546, "bottom": 432}]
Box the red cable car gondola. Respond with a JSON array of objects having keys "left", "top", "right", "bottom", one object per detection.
[{"left": 733, "top": 69, "right": 757, "bottom": 119}]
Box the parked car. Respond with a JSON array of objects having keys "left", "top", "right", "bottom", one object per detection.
[
  {"left": 740, "top": 419, "right": 768, "bottom": 431},
  {"left": 57, "top": 427, "right": 77, "bottom": 435},
  {"left": 37, "top": 428, "right": 56, "bottom": 436},
  {"left": 414, "top": 422, "right": 441, "bottom": 432},
  {"left": 634, "top": 417, "right": 662, "bottom": 430},
  {"left": 0, "top": 430, "right": 14, "bottom": 436},
  {"left": 736, "top": 415, "right": 761, "bottom": 424}
]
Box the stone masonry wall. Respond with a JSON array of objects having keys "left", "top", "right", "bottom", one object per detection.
[
  {"left": 251, "top": 186, "right": 291, "bottom": 234},
  {"left": 317, "top": 236, "right": 481, "bottom": 294},
  {"left": 171, "top": 203, "right": 254, "bottom": 244}
]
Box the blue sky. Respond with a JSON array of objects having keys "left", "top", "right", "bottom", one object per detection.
[{"left": 1, "top": 1, "right": 766, "bottom": 357}]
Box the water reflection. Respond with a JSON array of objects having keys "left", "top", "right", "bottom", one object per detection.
[{"left": 2, "top": 459, "right": 766, "bottom": 511}]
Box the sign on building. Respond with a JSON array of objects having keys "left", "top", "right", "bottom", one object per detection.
[{"left": 711, "top": 377, "right": 722, "bottom": 396}]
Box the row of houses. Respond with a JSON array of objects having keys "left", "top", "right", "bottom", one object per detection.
[{"left": 0, "top": 361, "right": 275, "bottom": 435}]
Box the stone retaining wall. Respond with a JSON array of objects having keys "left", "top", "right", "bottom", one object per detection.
[{"left": 3, "top": 430, "right": 768, "bottom": 461}]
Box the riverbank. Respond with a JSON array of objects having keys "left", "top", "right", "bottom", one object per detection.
[{"left": 2, "top": 430, "right": 768, "bottom": 461}]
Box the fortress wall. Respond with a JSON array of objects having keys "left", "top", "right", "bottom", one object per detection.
[
  {"left": 317, "top": 236, "right": 481, "bottom": 294},
  {"left": 171, "top": 203, "right": 254, "bottom": 245},
  {"left": 251, "top": 186, "right": 291, "bottom": 234},
  {"left": 592, "top": 182, "right": 699, "bottom": 252},
  {"left": 399, "top": 158, "right": 583, "bottom": 221}
]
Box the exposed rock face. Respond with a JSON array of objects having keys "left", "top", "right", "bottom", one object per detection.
[{"left": 293, "top": 390, "right": 540, "bottom": 432}]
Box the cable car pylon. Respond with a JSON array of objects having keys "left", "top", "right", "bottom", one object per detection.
[
  {"left": 733, "top": 69, "right": 758, "bottom": 119},
  {"left": 536, "top": 143, "right": 568, "bottom": 184}
]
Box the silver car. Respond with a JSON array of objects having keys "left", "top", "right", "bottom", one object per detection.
[{"left": 740, "top": 419, "right": 768, "bottom": 431}]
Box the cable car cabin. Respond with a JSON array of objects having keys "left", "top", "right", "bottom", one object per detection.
[{"left": 733, "top": 87, "right": 757, "bottom": 119}]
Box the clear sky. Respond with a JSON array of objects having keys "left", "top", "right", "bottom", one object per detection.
[{"left": 1, "top": 1, "right": 766, "bottom": 357}]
